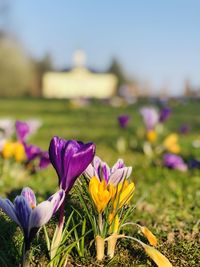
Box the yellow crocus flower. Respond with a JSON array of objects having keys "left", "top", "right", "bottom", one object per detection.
[
  {"left": 147, "top": 130, "right": 157, "bottom": 143},
  {"left": 14, "top": 142, "right": 26, "bottom": 162},
  {"left": 2, "top": 142, "right": 16, "bottom": 159},
  {"left": 163, "top": 133, "right": 180, "bottom": 154},
  {"left": 89, "top": 176, "right": 111, "bottom": 213}
]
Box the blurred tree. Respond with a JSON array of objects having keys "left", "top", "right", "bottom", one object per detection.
[
  {"left": 107, "top": 58, "right": 128, "bottom": 91},
  {"left": 31, "top": 53, "right": 53, "bottom": 97},
  {"left": 0, "top": 32, "right": 32, "bottom": 97}
]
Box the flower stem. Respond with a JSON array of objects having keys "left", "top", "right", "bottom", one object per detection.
[
  {"left": 58, "top": 200, "right": 65, "bottom": 228},
  {"left": 107, "top": 233, "right": 118, "bottom": 258},
  {"left": 22, "top": 240, "right": 30, "bottom": 267},
  {"left": 98, "top": 213, "right": 103, "bottom": 233},
  {"left": 50, "top": 200, "right": 65, "bottom": 262},
  {"left": 95, "top": 235, "right": 105, "bottom": 261}
]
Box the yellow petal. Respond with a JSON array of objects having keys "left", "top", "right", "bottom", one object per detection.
[
  {"left": 143, "top": 244, "right": 172, "bottom": 267},
  {"left": 118, "top": 182, "right": 135, "bottom": 208},
  {"left": 163, "top": 133, "right": 180, "bottom": 153},
  {"left": 14, "top": 142, "right": 26, "bottom": 162},
  {"left": 89, "top": 176, "right": 111, "bottom": 213},
  {"left": 2, "top": 142, "right": 15, "bottom": 158},
  {"left": 140, "top": 226, "right": 157, "bottom": 246},
  {"left": 147, "top": 130, "right": 157, "bottom": 143}
]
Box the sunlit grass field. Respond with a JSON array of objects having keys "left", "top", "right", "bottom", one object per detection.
[{"left": 0, "top": 98, "right": 199, "bottom": 266}]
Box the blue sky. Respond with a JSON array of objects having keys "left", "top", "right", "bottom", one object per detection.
[{"left": 9, "top": 1, "right": 200, "bottom": 95}]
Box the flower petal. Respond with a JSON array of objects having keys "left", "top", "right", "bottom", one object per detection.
[
  {"left": 100, "top": 162, "right": 110, "bottom": 183},
  {"left": 48, "top": 189, "right": 65, "bottom": 214},
  {"left": 21, "top": 187, "right": 37, "bottom": 208},
  {"left": 29, "top": 201, "right": 54, "bottom": 229},
  {"left": 84, "top": 163, "right": 96, "bottom": 179},
  {"left": 39, "top": 151, "right": 50, "bottom": 169},
  {"left": 15, "top": 121, "right": 30, "bottom": 142},
  {"left": 0, "top": 198, "right": 20, "bottom": 225},
  {"left": 14, "top": 196, "right": 31, "bottom": 232},
  {"left": 63, "top": 142, "right": 96, "bottom": 192},
  {"left": 109, "top": 167, "right": 132, "bottom": 186},
  {"left": 140, "top": 226, "right": 157, "bottom": 246},
  {"left": 111, "top": 159, "right": 125, "bottom": 172},
  {"left": 142, "top": 243, "right": 172, "bottom": 267}
]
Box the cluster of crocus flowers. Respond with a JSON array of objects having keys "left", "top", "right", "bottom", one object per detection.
[
  {"left": 1, "top": 120, "right": 50, "bottom": 171},
  {"left": 83, "top": 156, "right": 172, "bottom": 266},
  {"left": 84, "top": 156, "right": 133, "bottom": 259}
]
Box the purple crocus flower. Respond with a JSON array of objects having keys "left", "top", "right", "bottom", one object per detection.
[
  {"left": 179, "top": 124, "right": 190, "bottom": 135},
  {"left": 163, "top": 153, "right": 187, "bottom": 171},
  {"left": 0, "top": 187, "right": 65, "bottom": 249},
  {"left": 84, "top": 156, "right": 132, "bottom": 186},
  {"left": 15, "top": 121, "right": 30, "bottom": 142},
  {"left": 49, "top": 136, "right": 96, "bottom": 192},
  {"left": 118, "top": 115, "right": 130, "bottom": 129},
  {"left": 188, "top": 159, "right": 200, "bottom": 169},
  {"left": 159, "top": 107, "right": 171, "bottom": 123},
  {"left": 140, "top": 107, "right": 159, "bottom": 130}
]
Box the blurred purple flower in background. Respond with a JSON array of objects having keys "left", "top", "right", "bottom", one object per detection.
[
  {"left": 39, "top": 151, "right": 50, "bottom": 169},
  {"left": 49, "top": 136, "right": 96, "bottom": 192},
  {"left": 15, "top": 119, "right": 42, "bottom": 142},
  {"left": 163, "top": 153, "right": 187, "bottom": 171},
  {"left": 159, "top": 107, "right": 171, "bottom": 123},
  {"left": 140, "top": 107, "right": 159, "bottom": 130},
  {"left": 188, "top": 158, "right": 200, "bottom": 169},
  {"left": 15, "top": 121, "right": 30, "bottom": 142},
  {"left": 0, "top": 187, "right": 65, "bottom": 249},
  {"left": 25, "top": 143, "right": 50, "bottom": 170},
  {"left": 179, "top": 124, "right": 190, "bottom": 135},
  {"left": 118, "top": 114, "right": 130, "bottom": 129}
]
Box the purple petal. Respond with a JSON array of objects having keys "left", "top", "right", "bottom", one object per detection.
[
  {"left": 48, "top": 189, "right": 65, "bottom": 214},
  {"left": 21, "top": 187, "right": 36, "bottom": 208},
  {"left": 163, "top": 153, "right": 187, "bottom": 171},
  {"left": 140, "top": 107, "right": 159, "bottom": 130},
  {"left": 62, "top": 142, "right": 96, "bottom": 192},
  {"left": 100, "top": 162, "right": 110, "bottom": 183},
  {"left": 118, "top": 115, "right": 130, "bottom": 128},
  {"left": 93, "top": 156, "right": 102, "bottom": 171},
  {"left": 39, "top": 151, "right": 50, "bottom": 169},
  {"left": 111, "top": 159, "right": 125, "bottom": 172},
  {"left": 15, "top": 121, "right": 30, "bottom": 142},
  {"left": 24, "top": 143, "right": 41, "bottom": 161},
  {"left": 29, "top": 201, "right": 54, "bottom": 229},
  {"left": 159, "top": 107, "right": 171, "bottom": 122},
  {"left": 49, "top": 137, "right": 73, "bottom": 184},
  {"left": 14, "top": 196, "right": 31, "bottom": 232},
  {"left": 0, "top": 198, "right": 20, "bottom": 225}
]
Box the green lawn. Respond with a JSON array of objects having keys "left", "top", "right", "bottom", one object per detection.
[{"left": 0, "top": 98, "right": 199, "bottom": 266}]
